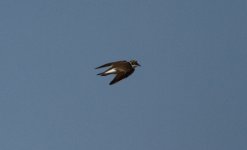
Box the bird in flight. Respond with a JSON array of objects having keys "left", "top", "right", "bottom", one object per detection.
[{"left": 95, "top": 60, "right": 141, "bottom": 85}]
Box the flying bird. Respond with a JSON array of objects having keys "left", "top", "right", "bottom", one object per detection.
[{"left": 95, "top": 60, "right": 141, "bottom": 85}]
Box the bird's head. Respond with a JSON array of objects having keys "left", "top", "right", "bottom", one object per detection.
[{"left": 129, "top": 60, "right": 141, "bottom": 68}]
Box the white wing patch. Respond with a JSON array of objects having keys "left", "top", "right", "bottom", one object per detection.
[{"left": 105, "top": 68, "right": 117, "bottom": 74}]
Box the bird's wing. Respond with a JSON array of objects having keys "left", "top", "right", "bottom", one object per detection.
[
  {"left": 95, "top": 61, "right": 126, "bottom": 69},
  {"left": 109, "top": 69, "right": 134, "bottom": 85}
]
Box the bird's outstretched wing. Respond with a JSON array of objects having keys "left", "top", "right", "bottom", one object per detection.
[
  {"left": 95, "top": 61, "right": 126, "bottom": 69},
  {"left": 109, "top": 69, "right": 134, "bottom": 85}
]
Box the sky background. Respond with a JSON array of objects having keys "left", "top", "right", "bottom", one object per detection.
[{"left": 0, "top": 0, "right": 247, "bottom": 150}]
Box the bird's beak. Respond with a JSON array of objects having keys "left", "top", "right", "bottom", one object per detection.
[{"left": 137, "top": 63, "right": 141, "bottom": 67}]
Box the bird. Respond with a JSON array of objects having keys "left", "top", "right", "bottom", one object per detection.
[{"left": 95, "top": 60, "right": 141, "bottom": 85}]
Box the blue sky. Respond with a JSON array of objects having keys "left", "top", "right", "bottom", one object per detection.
[{"left": 0, "top": 0, "right": 247, "bottom": 150}]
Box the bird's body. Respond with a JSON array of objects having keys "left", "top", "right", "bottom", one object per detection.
[{"left": 95, "top": 60, "right": 140, "bottom": 85}]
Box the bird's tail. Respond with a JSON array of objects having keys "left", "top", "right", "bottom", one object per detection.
[{"left": 97, "top": 72, "right": 107, "bottom": 76}]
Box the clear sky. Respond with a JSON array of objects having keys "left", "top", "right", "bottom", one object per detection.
[{"left": 0, "top": 0, "right": 246, "bottom": 150}]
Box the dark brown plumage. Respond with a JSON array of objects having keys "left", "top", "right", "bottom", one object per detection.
[{"left": 95, "top": 60, "right": 140, "bottom": 85}]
